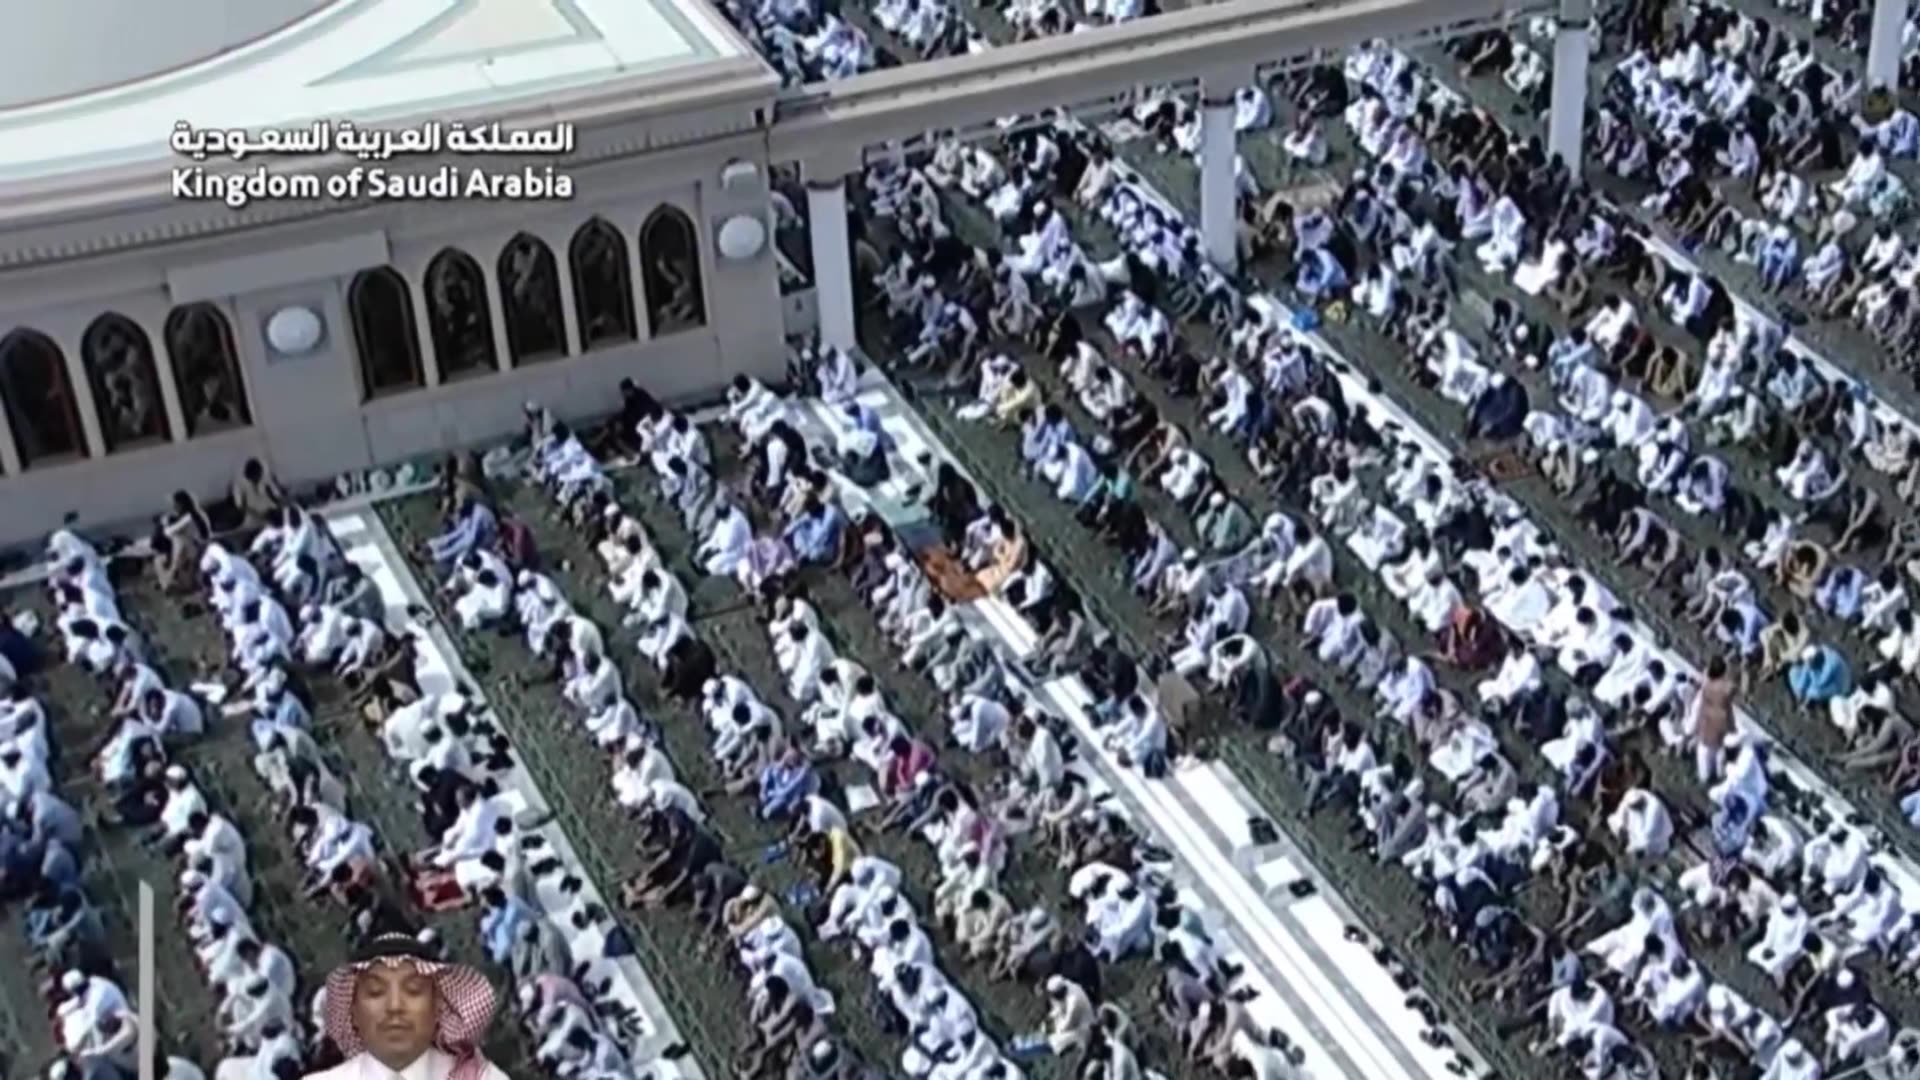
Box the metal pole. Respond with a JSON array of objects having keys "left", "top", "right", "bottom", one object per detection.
[{"left": 139, "top": 881, "right": 155, "bottom": 1080}]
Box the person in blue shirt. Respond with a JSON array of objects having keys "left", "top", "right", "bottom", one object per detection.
[
  {"left": 1714, "top": 602, "right": 1767, "bottom": 660},
  {"left": 1296, "top": 246, "right": 1349, "bottom": 301},
  {"left": 1709, "top": 795, "right": 1755, "bottom": 863},
  {"left": 425, "top": 497, "right": 498, "bottom": 572},
  {"left": 1788, "top": 643, "right": 1851, "bottom": 707},
  {"left": 251, "top": 685, "right": 312, "bottom": 750},
  {"left": 478, "top": 886, "right": 537, "bottom": 965},
  {"left": 758, "top": 749, "right": 817, "bottom": 821},
  {"left": 0, "top": 826, "right": 77, "bottom": 901},
  {"left": 1816, "top": 565, "right": 1866, "bottom": 621},
  {"left": 27, "top": 883, "right": 104, "bottom": 970},
  {"left": 14, "top": 791, "right": 83, "bottom": 862},
  {"left": 784, "top": 498, "right": 846, "bottom": 566}
]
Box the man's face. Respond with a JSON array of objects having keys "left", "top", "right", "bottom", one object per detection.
[{"left": 352, "top": 962, "right": 438, "bottom": 1066}]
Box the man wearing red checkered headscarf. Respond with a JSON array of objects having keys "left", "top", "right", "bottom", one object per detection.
[{"left": 305, "top": 932, "right": 508, "bottom": 1080}]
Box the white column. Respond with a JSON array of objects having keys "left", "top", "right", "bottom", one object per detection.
[
  {"left": 550, "top": 233, "right": 584, "bottom": 356},
  {"left": 1547, "top": 0, "right": 1593, "bottom": 180},
  {"left": 807, "top": 176, "right": 857, "bottom": 353},
  {"left": 0, "top": 392, "right": 23, "bottom": 475},
  {"left": 1200, "top": 93, "right": 1238, "bottom": 273},
  {"left": 408, "top": 275, "right": 442, "bottom": 387},
  {"left": 144, "top": 315, "right": 190, "bottom": 443},
  {"left": 1869, "top": 0, "right": 1909, "bottom": 90},
  {"left": 64, "top": 341, "right": 107, "bottom": 459},
  {"left": 478, "top": 252, "right": 514, "bottom": 372}
]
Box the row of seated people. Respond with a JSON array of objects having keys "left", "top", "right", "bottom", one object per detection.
[
  {"left": 2, "top": 532, "right": 174, "bottom": 1079},
  {"left": 432, "top": 359, "right": 1315, "bottom": 1079},
  {"left": 34, "top": 503, "right": 362, "bottom": 1080},
  {"left": 1291, "top": 24, "right": 1920, "bottom": 867},
  {"left": 1142, "top": 17, "right": 1920, "bottom": 834},
  {"left": 428, "top": 392, "right": 1028, "bottom": 1080},
  {"left": 1247, "top": 36, "right": 1920, "bottom": 1076},
  {"left": 1440, "top": 1, "right": 1920, "bottom": 401},
  {"left": 843, "top": 71, "right": 1920, "bottom": 1076},
  {"left": 87, "top": 459, "right": 657, "bottom": 1075},
  {"left": 1318, "top": 38, "right": 1920, "bottom": 832},
  {"left": 1054, "top": 5, "right": 1920, "bottom": 891},
  {"left": 853, "top": 143, "right": 1599, "bottom": 1075}
]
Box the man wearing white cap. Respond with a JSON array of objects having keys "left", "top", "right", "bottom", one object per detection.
[
  {"left": 513, "top": 571, "right": 571, "bottom": 658},
  {"left": 1763, "top": 1038, "right": 1820, "bottom": 1080},
  {"left": 55, "top": 970, "right": 129, "bottom": 1059},
  {"left": 331, "top": 616, "right": 385, "bottom": 682},
  {"left": 182, "top": 867, "right": 251, "bottom": 944},
  {"left": 1607, "top": 789, "right": 1674, "bottom": 859},
  {"left": 626, "top": 571, "right": 691, "bottom": 669},
  {"left": 295, "top": 603, "right": 349, "bottom": 668},
  {"left": 1749, "top": 894, "right": 1809, "bottom": 987},
  {"left": 446, "top": 551, "right": 512, "bottom": 633},
  {"left": 821, "top": 856, "right": 902, "bottom": 941},
  {"left": 563, "top": 653, "right": 620, "bottom": 714},
  {"left": 698, "top": 501, "right": 753, "bottom": 579},
  {"left": 1157, "top": 446, "right": 1211, "bottom": 506},
  {"left": 151, "top": 765, "right": 207, "bottom": 846},
  {"left": 1042, "top": 975, "right": 1094, "bottom": 1054},
  {"left": 221, "top": 974, "right": 294, "bottom": 1053}
]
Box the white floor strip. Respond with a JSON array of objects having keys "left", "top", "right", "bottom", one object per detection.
[{"left": 1040, "top": 677, "right": 1446, "bottom": 1080}]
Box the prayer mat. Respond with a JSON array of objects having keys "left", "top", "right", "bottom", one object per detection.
[
  {"left": 1478, "top": 448, "right": 1530, "bottom": 482},
  {"left": 406, "top": 863, "right": 467, "bottom": 912},
  {"left": 917, "top": 546, "right": 987, "bottom": 603}
]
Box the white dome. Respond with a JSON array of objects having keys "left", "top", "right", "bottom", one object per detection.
[
  {"left": 0, "top": 0, "right": 335, "bottom": 108},
  {"left": 717, "top": 214, "right": 767, "bottom": 261},
  {"left": 266, "top": 305, "right": 323, "bottom": 355}
]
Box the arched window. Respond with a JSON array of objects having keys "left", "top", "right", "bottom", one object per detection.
[
  {"left": 497, "top": 234, "right": 565, "bottom": 364},
  {"left": 423, "top": 248, "right": 496, "bottom": 379},
  {"left": 640, "top": 206, "right": 706, "bottom": 334},
  {"left": 82, "top": 313, "right": 171, "bottom": 451},
  {"left": 163, "top": 303, "right": 250, "bottom": 434},
  {"left": 568, "top": 218, "right": 637, "bottom": 349},
  {"left": 349, "top": 267, "right": 424, "bottom": 398},
  {"left": 0, "top": 328, "right": 87, "bottom": 467}
]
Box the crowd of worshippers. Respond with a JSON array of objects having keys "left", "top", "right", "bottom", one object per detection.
[
  {"left": 709, "top": 0, "right": 1162, "bottom": 85},
  {"left": 10, "top": 462, "right": 668, "bottom": 1077},
  {"left": 791, "top": 8, "right": 1920, "bottom": 1073},
  {"left": 1446, "top": 0, "right": 1920, "bottom": 362},
  {"left": 0, "top": 537, "right": 147, "bottom": 1079},
  {"left": 9, "top": 522, "right": 295, "bottom": 1080},
  {"left": 403, "top": 366, "right": 1319, "bottom": 1080}
]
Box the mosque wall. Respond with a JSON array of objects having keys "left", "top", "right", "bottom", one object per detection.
[{"left": 0, "top": 128, "right": 786, "bottom": 548}]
